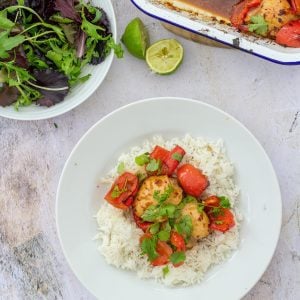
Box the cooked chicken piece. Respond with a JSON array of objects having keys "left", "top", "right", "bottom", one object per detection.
[
  {"left": 246, "top": 0, "right": 296, "bottom": 36},
  {"left": 133, "top": 175, "right": 183, "bottom": 218},
  {"left": 181, "top": 202, "right": 210, "bottom": 239}
]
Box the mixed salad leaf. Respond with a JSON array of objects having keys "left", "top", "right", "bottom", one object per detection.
[{"left": 0, "top": 0, "right": 123, "bottom": 109}]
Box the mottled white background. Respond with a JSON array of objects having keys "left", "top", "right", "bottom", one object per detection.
[{"left": 0, "top": 0, "right": 300, "bottom": 299}]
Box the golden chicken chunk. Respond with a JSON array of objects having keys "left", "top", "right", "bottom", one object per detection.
[
  {"left": 181, "top": 202, "right": 210, "bottom": 240},
  {"left": 246, "top": 0, "right": 296, "bottom": 36},
  {"left": 133, "top": 175, "right": 183, "bottom": 218}
]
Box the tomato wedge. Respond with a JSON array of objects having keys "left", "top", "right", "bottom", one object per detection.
[
  {"left": 203, "top": 195, "right": 220, "bottom": 208},
  {"left": 207, "top": 208, "right": 235, "bottom": 233},
  {"left": 170, "top": 231, "right": 186, "bottom": 252},
  {"left": 133, "top": 211, "right": 152, "bottom": 232},
  {"left": 164, "top": 145, "right": 186, "bottom": 176},
  {"left": 104, "top": 172, "right": 138, "bottom": 210},
  {"left": 148, "top": 145, "right": 186, "bottom": 175},
  {"left": 230, "top": 0, "right": 261, "bottom": 28},
  {"left": 290, "top": 0, "right": 300, "bottom": 13},
  {"left": 177, "top": 164, "right": 209, "bottom": 197},
  {"left": 276, "top": 20, "right": 300, "bottom": 48},
  {"left": 152, "top": 241, "right": 173, "bottom": 266},
  {"left": 150, "top": 145, "right": 170, "bottom": 162}
]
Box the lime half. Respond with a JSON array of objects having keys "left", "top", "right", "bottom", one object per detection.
[
  {"left": 146, "top": 39, "right": 183, "bottom": 75},
  {"left": 121, "top": 18, "right": 149, "bottom": 59}
]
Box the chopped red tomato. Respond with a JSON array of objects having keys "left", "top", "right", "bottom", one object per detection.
[
  {"left": 164, "top": 145, "right": 186, "bottom": 176},
  {"left": 133, "top": 211, "right": 152, "bottom": 232},
  {"left": 152, "top": 241, "right": 173, "bottom": 266},
  {"left": 207, "top": 208, "right": 235, "bottom": 233},
  {"left": 148, "top": 145, "right": 186, "bottom": 175},
  {"left": 150, "top": 145, "right": 170, "bottom": 162},
  {"left": 290, "top": 0, "right": 300, "bottom": 13},
  {"left": 177, "top": 164, "right": 209, "bottom": 197},
  {"left": 230, "top": 0, "right": 261, "bottom": 28},
  {"left": 139, "top": 232, "right": 152, "bottom": 243},
  {"left": 276, "top": 20, "right": 300, "bottom": 48},
  {"left": 104, "top": 172, "right": 138, "bottom": 210},
  {"left": 203, "top": 195, "right": 220, "bottom": 208},
  {"left": 170, "top": 231, "right": 186, "bottom": 251}
]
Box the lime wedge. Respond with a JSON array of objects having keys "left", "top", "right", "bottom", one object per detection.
[
  {"left": 146, "top": 39, "right": 183, "bottom": 75},
  {"left": 121, "top": 18, "right": 149, "bottom": 59}
]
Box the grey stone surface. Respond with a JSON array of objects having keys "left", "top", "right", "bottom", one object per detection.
[{"left": 0, "top": 0, "right": 300, "bottom": 299}]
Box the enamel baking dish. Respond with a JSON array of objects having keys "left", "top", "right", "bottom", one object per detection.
[{"left": 131, "top": 0, "right": 300, "bottom": 65}]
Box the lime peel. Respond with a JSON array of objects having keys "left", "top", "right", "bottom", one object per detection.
[{"left": 121, "top": 18, "right": 149, "bottom": 59}]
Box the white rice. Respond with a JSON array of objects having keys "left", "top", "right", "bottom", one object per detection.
[{"left": 95, "top": 134, "right": 241, "bottom": 286}]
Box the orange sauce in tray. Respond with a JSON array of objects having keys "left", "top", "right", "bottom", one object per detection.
[
  {"left": 164, "top": 0, "right": 241, "bottom": 21},
  {"left": 179, "top": 0, "right": 240, "bottom": 18}
]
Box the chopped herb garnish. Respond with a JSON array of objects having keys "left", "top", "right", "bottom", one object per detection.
[
  {"left": 117, "top": 162, "right": 125, "bottom": 174},
  {"left": 153, "top": 184, "right": 174, "bottom": 203},
  {"left": 171, "top": 152, "right": 183, "bottom": 162},
  {"left": 111, "top": 184, "right": 126, "bottom": 198},
  {"left": 159, "top": 203, "right": 177, "bottom": 218},
  {"left": 135, "top": 153, "right": 150, "bottom": 166},
  {"left": 170, "top": 251, "right": 186, "bottom": 265},
  {"left": 149, "top": 223, "right": 160, "bottom": 234},
  {"left": 137, "top": 172, "right": 147, "bottom": 183},
  {"left": 146, "top": 158, "right": 161, "bottom": 172},
  {"left": 162, "top": 265, "right": 169, "bottom": 277},
  {"left": 158, "top": 230, "right": 170, "bottom": 241},
  {"left": 174, "top": 215, "right": 193, "bottom": 239},
  {"left": 219, "top": 196, "right": 231, "bottom": 208},
  {"left": 248, "top": 15, "right": 268, "bottom": 36},
  {"left": 141, "top": 205, "right": 160, "bottom": 222},
  {"left": 197, "top": 203, "right": 205, "bottom": 213},
  {"left": 141, "top": 236, "right": 158, "bottom": 262}
]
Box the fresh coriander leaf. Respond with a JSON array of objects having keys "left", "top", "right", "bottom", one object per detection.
[
  {"left": 170, "top": 251, "right": 186, "bottom": 265},
  {"left": 153, "top": 184, "right": 174, "bottom": 203},
  {"left": 117, "top": 162, "right": 125, "bottom": 174},
  {"left": 142, "top": 205, "right": 160, "bottom": 222},
  {"left": 158, "top": 230, "right": 170, "bottom": 241},
  {"left": 111, "top": 185, "right": 126, "bottom": 199},
  {"left": 141, "top": 236, "right": 158, "bottom": 262},
  {"left": 135, "top": 153, "right": 150, "bottom": 166},
  {"left": 162, "top": 265, "right": 169, "bottom": 277},
  {"left": 171, "top": 152, "right": 183, "bottom": 162},
  {"left": 211, "top": 207, "right": 222, "bottom": 217},
  {"left": 197, "top": 203, "right": 204, "bottom": 213},
  {"left": 174, "top": 215, "right": 193, "bottom": 239},
  {"left": 159, "top": 203, "right": 176, "bottom": 218},
  {"left": 248, "top": 15, "right": 268, "bottom": 36},
  {"left": 137, "top": 172, "right": 147, "bottom": 183},
  {"left": 146, "top": 158, "right": 161, "bottom": 172},
  {"left": 219, "top": 196, "right": 231, "bottom": 208},
  {"left": 149, "top": 223, "right": 160, "bottom": 234}
]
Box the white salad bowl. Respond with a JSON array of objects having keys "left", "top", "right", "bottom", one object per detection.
[
  {"left": 131, "top": 0, "right": 300, "bottom": 65},
  {"left": 0, "top": 0, "right": 116, "bottom": 121},
  {"left": 56, "top": 97, "right": 281, "bottom": 300}
]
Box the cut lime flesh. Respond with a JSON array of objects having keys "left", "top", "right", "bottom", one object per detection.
[{"left": 146, "top": 39, "right": 183, "bottom": 74}]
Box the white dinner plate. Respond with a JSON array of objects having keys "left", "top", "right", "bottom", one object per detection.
[{"left": 56, "top": 97, "right": 281, "bottom": 300}]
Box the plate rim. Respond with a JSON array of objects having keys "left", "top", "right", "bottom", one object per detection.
[{"left": 56, "top": 97, "right": 282, "bottom": 299}]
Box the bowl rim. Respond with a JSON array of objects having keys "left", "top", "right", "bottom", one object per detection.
[
  {"left": 56, "top": 96, "right": 282, "bottom": 299},
  {"left": 130, "top": 0, "right": 300, "bottom": 65},
  {"left": 0, "top": 0, "right": 117, "bottom": 121}
]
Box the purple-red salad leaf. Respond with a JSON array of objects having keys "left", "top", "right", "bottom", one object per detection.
[
  {"left": 54, "top": 0, "right": 81, "bottom": 23},
  {"left": 76, "top": 30, "right": 86, "bottom": 58},
  {"left": 32, "top": 69, "right": 69, "bottom": 107},
  {"left": 0, "top": 84, "right": 19, "bottom": 107}
]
